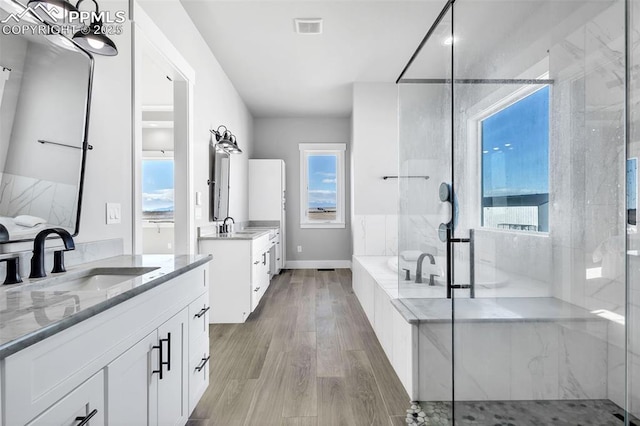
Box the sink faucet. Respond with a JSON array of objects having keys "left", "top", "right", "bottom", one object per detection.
[
  {"left": 415, "top": 252, "right": 436, "bottom": 284},
  {"left": 222, "top": 216, "right": 235, "bottom": 233},
  {"left": 29, "top": 228, "right": 75, "bottom": 279}
]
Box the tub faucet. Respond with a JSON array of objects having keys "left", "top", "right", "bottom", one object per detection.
[
  {"left": 415, "top": 252, "right": 435, "bottom": 284},
  {"left": 30, "top": 228, "right": 75, "bottom": 279}
]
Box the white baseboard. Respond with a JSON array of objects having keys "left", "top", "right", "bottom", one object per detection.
[{"left": 285, "top": 260, "right": 352, "bottom": 270}]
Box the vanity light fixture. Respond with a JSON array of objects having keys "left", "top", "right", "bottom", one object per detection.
[
  {"left": 210, "top": 126, "right": 242, "bottom": 154},
  {"left": 71, "top": 0, "right": 118, "bottom": 56},
  {"left": 227, "top": 135, "right": 243, "bottom": 154}
]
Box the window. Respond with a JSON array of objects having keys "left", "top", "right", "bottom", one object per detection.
[
  {"left": 142, "top": 151, "right": 174, "bottom": 222},
  {"left": 480, "top": 85, "right": 549, "bottom": 232},
  {"left": 299, "top": 143, "right": 346, "bottom": 228}
]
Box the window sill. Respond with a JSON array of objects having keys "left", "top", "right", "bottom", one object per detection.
[{"left": 300, "top": 222, "right": 346, "bottom": 229}]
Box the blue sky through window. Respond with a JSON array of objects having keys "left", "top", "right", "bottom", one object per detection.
[
  {"left": 142, "top": 159, "right": 174, "bottom": 213},
  {"left": 482, "top": 86, "right": 549, "bottom": 197},
  {"left": 307, "top": 155, "right": 337, "bottom": 209}
]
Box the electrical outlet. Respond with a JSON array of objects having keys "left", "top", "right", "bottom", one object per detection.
[{"left": 297, "top": 245, "right": 302, "bottom": 253}]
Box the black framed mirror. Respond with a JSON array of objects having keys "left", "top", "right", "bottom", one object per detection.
[
  {"left": 209, "top": 142, "right": 230, "bottom": 221},
  {"left": 0, "top": 0, "right": 94, "bottom": 243}
]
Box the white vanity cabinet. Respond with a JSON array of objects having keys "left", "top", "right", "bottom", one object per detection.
[
  {"left": 2, "top": 263, "right": 210, "bottom": 426},
  {"left": 108, "top": 308, "right": 189, "bottom": 426},
  {"left": 201, "top": 233, "right": 272, "bottom": 323},
  {"left": 27, "top": 371, "right": 104, "bottom": 426}
]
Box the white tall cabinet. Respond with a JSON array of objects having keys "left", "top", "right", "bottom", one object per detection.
[{"left": 249, "top": 159, "right": 286, "bottom": 271}]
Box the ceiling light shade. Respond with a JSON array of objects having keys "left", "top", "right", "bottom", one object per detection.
[
  {"left": 27, "top": 0, "right": 78, "bottom": 24},
  {"left": 71, "top": 0, "right": 118, "bottom": 56},
  {"left": 73, "top": 24, "right": 118, "bottom": 55}
]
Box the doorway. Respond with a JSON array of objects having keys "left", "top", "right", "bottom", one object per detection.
[
  {"left": 140, "top": 53, "right": 174, "bottom": 254},
  {"left": 132, "top": 3, "right": 195, "bottom": 255}
]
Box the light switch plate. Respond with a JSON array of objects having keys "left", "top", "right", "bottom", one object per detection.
[{"left": 106, "top": 202, "right": 121, "bottom": 225}]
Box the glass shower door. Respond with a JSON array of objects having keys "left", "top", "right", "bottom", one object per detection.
[
  {"left": 450, "top": 0, "right": 628, "bottom": 423},
  {"left": 397, "top": 3, "right": 454, "bottom": 421}
]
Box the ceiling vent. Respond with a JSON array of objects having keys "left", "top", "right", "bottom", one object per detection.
[{"left": 294, "top": 18, "right": 323, "bottom": 35}]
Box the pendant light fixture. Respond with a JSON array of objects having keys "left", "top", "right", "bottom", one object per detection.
[{"left": 71, "top": 0, "right": 118, "bottom": 56}]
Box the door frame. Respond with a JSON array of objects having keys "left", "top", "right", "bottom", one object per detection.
[{"left": 131, "top": 1, "right": 196, "bottom": 254}]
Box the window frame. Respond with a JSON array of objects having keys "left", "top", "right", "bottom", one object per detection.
[
  {"left": 141, "top": 150, "right": 175, "bottom": 225},
  {"left": 472, "top": 79, "right": 551, "bottom": 235},
  {"left": 299, "top": 143, "right": 346, "bottom": 229}
]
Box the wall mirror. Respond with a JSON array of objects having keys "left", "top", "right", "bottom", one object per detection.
[
  {"left": 0, "top": 0, "right": 93, "bottom": 243},
  {"left": 209, "top": 143, "right": 230, "bottom": 221}
]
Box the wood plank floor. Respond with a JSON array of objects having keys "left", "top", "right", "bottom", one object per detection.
[{"left": 188, "top": 269, "right": 410, "bottom": 426}]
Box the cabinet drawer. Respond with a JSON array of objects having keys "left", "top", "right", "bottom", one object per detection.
[
  {"left": 188, "top": 293, "right": 210, "bottom": 351},
  {"left": 26, "top": 371, "right": 104, "bottom": 426},
  {"left": 188, "top": 340, "right": 210, "bottom": 415}
]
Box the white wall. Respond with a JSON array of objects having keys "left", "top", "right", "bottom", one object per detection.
[
  {"left": 75, "top": 0, "right": 133, "bottom": 250},
  {"left": 351, "top": 83, "right": 399, "bottom": 256},
  {"left": 352, "top": 83, "right": 399, "bottom": 215},
  {"left": 253, "top": 118, "right": 352, "bottom": 263},
  {"left": 138, "top": 0, "right": 254, "bottom": 231},
  {"left": 142, "top": 128, "right": 173, "bottom": 151},
  {"left": 72, "top": 0, "right": 253, "bottom": 253}
]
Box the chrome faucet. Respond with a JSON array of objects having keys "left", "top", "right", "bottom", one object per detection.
[
  {"left": 415, "top": 252, "right": 436, "bottom": 284},
  {"left": 29, "top": 228, "right": 75, "bottom": 279}
]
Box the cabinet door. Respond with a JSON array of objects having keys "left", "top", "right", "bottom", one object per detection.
[
  {"left": 106, "top": 331, "right": 159, "bottom": 426},
  {"left": 157, "top": 308, "right": 189, "bottom": 426},
  {"left": 27, "top": 371, "right": 105, "bottom": 426}
]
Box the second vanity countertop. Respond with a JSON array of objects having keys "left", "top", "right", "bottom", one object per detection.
[
  {"left": 198, "top": 228, "right": 272, "bottom": 241},
  {"left": 0, "top": 254, "right": 211, "bottom": 359}
]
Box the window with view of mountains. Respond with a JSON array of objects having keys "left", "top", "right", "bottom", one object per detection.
[
  {"left": 481, "top": 85, "right": 549, "bottom": 232},
  {"left": 299, "top": 143, "right": 346, "bottom": 229},
  {"left": 142, "top": 158, "right": 174, "bottom": 222}
]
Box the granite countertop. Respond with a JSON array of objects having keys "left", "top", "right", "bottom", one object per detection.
[
  {"left": 0, "top": 254, "right": 211, "bottom": 359},
  {"left": 392, "top": 297, "right": 602, "bottom": 324},
  {"left": 198, "top": 229, "right": 271, "bottom": 241}
]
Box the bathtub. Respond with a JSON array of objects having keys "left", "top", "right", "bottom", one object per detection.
[{"left": 352, "top": 255, "right": 607, "bottom": 403}]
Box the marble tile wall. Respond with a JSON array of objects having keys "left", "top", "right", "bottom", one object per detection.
[
  {"left": 418, "top": 319, "right": 608, "bottom": 402},
  {"left": 0, "top": 173, "right": 78, "bottom": 228},
  {"left": 352, "top": 214, "right": 398, "bottom": 256}
]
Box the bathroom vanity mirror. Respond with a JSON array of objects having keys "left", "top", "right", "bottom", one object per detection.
[
  {"left": 209, "top": 143, "right": 230, "bottom": 221},
  {"left": 0, "top": 1, "right": 93, "bottom": 242}
]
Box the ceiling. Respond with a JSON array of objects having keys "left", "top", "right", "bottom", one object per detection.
[{"left": 180, "top": 0, "right": 447, "bottom": 118}]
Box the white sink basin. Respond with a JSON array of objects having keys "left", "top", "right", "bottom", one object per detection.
[{"left": 18, "top": 267, "right": 161, "bottom": 292}]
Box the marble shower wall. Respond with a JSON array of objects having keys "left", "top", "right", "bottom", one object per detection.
[
  {"left": 0, "top": 173, "right": 78, "bottom": 228},
  {"left": 352, "top": 214, "right": 398, "bottom": 256}
]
